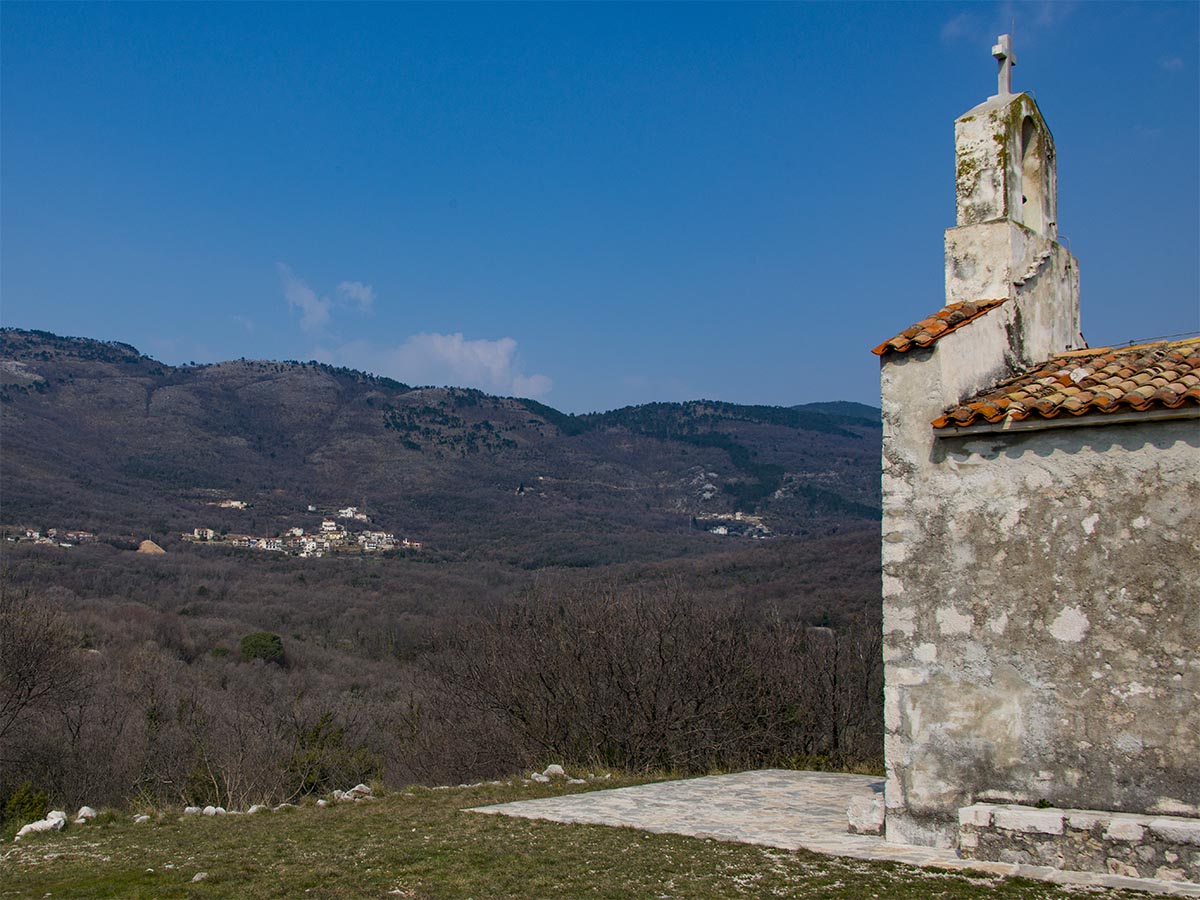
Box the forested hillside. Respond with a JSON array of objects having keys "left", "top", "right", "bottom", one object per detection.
[
  {"left": 1, "top": 328, "right": 878, "bottom": 562},
  {"left": 1, "top": 327, "right": 883, "bottom": 818}
]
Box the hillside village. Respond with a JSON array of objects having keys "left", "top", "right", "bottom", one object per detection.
[
  {"left": 186, "top": 504, "right": 424, "bottom": 556},
  {"left": 4, "top": 527, "right": 97, "bottom": 548},
  {"left": 184, "top": 513, "right": 423, "bottom": 558},
  {"left": 694, "top": 510, "right": 774, "bottom": 539},
  {"left": 5, "top": 505, "right": 423, "bottom": 557}
]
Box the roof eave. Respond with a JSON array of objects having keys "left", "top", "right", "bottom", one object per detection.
[{"left": 933, "top": 406, "right": 1199, "bottom": 438}]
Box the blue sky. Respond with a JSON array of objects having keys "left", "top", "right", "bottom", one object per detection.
[{"left": 2, "top": 2, "right": 1197, "bottom": 413}]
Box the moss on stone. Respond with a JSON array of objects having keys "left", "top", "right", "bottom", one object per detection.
[{"left": 956, "top": 154, "right": 979, "bottom": 185}]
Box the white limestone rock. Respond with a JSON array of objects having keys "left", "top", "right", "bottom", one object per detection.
[
  {"left": 74, "top": 806, "right": 98, "bottom": 824},
  {"left": 1148, "top": 817, "right": 1200, "bottom": 847},
  {"left": 202, "top": 806, "right": 217, "bottom": 816},
  {"left": 183, "top": 806, "right": 202, "bottom": 815},
  {"left": 1103, "top": 817, "right": 1145, "bottom": 842},
  {"left": 191, "top": 872, "right": 209, "bottom": 883},
  {"left": 1066, "top": 811, "right": 1108, "bottom": 830},
  {"left": 958, "top": 804, "right": 994, "bottom": 828},
  {"left": 247, "top": 804, "right": 268, "bottom": 815},
  {"left": 347, "top": 783, "right": 372, "bottom": 798},
  {"left": 14, "top": 815, "right": 66, "bottom": 840},
  {"left": 132, "top": 814, "right": 151, "bottom": 824},
  {"left": 316, "top": 799, "right": 329, "bottom": 807},
  {"left": 542, "top": 765, "right": 566, "bottom": 778},
  {"left": 847, "top": 795, "right": 886, "bottom": 835},
  {"left": 1106, "top": 858, "right": 1140, "bottom": 878},
  {"left": 530, "top": 773, "right": 550, "bottom": 783},
  {"left": 993, "top": 807, "right": 1064, "bottom": 835}
]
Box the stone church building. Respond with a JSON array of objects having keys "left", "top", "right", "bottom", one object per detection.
[{"left": 872, "top": 38, "right": 1199, "bottom": 880}]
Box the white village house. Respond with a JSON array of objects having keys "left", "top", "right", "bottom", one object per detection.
[{"left": 873, "top": 37, "right": 1199, "bottom": 879}]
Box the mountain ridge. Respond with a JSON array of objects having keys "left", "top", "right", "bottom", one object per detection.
[{"left": 1, "top": 328, "right": 880, "bottom": 562}]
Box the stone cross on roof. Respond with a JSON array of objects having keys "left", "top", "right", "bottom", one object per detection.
[{"left": 992, "top": 34, "right": 1016, "bottom": 97}]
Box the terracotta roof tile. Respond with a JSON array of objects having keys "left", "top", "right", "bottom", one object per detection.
[
  {"left": 871, "top": 299, "right": 1008, "bottom": 356},
  {"left": 932, "top": 338, "right": 1200, "bottom": 429}
]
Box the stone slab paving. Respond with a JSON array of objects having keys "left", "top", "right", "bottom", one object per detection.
[{"left": 470, "top": 770, "right": 1200, "bottom": 897}]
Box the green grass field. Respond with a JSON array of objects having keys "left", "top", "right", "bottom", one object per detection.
[{"left": 1, "top": 777, "right": 1151, "bottom": 900}]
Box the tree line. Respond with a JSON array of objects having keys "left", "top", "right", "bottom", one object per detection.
[{"left": 0, "top": 560, "right": 881, "bottom": 824}]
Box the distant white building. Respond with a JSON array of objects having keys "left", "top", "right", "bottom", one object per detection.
[
  {"left": 357, "top": 530, "right": 396, "bottom": 552},
  {"left": 320, "top": 519, "right": 338, "bottom": 533}
]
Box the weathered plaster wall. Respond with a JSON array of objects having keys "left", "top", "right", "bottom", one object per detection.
[
  {"left": 881, "top": 77, "right": 1196, "bottom": 854},
  {"left": 954, "top": 93, "right": 1057, "bottom": 239},
  {"left": 943, "top": 223, "right": 1080, "bottom": 363},
  {"left": 880, "top": 345, "right": 1200, "bottom": 848},
  {"left": 942, "top": 88, "right": 1082, "bottom": 367},
  {"left": 1009, "top": 238, "right": 1081, "bottom": 362}
]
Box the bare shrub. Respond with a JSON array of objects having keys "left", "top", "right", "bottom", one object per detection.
[
  {"left": 436, "top": 580, "right": 881, "bottom": 774},
  {"left": 0, "top": 587, "right": 87, "bottom": 752},
  {"left": 0, "top": 541, "right": 883, "bottom": 808}
]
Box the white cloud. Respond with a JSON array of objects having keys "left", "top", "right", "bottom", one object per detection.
[
  {"left": 277, "top": 263, "right": 332, "bottom": 333},
  {"left": 941, "top": 2, "right": 1075, "bottom": 47},
  {"left": 996, "top": 0, "right": 1076, "bottom": 39},
  {"left": 1023, "top": 0, "right": 1076, "bottom": 30},
  {"left": 940, "top": 12, "right": 976, "bottom": 43},
  {"left": 336, "top": 280, "right": 375, "bottom": 313},
  {"left": 274, "top": 265, "right": 548, "bottom": 397},
  {"left": 1161, "top": 57, "right": 1184, "bottom": 72},
  {"left": 277, "top": 265, "right": 377, "bottom": 332},
  {"left": 333, "top": 332, "right": 553, "bottom": 398}
]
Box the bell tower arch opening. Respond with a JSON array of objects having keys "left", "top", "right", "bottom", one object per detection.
[{"left": 1020, "top": 115, "right": 1047, "bottom": 234}]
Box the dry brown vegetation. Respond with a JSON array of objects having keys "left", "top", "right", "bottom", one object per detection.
[
  {"left": 1, "top": 328, "right": 885, "bottom": 826},
  {"left": 0, "top": 529, "right": 881, "bottom": 821}
]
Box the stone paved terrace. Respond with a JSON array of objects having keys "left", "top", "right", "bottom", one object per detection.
[{"left": 470, "top": 770, "right": 1200, "bottom": 897}]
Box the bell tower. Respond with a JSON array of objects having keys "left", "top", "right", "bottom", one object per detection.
[
  {"left": 943, "top": 35, "right": 1081, "bottom": 364},
  {"left": 952, "top": 36, "right": 1058, "bottom": 238}
]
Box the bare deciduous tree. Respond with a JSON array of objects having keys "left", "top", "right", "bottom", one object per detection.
[
  {"left": 437, "top": 579, "right": 882, "bottom": 774},
  {"left": 0, "top": 587, "right": 86, "bottom": 752}
]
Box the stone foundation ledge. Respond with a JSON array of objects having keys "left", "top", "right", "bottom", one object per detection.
[{"left": 958, "top": 803, "right": 1200, "bottom": 884}]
